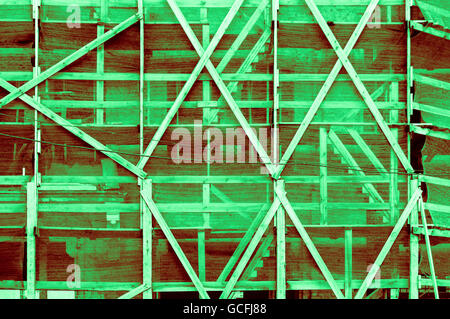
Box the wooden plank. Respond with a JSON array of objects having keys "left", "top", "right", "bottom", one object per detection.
[
  {"left": 0, "top": 79, "right": 146, "bottom": 178},
  {"left": 142, "top": 178, "right": 152, "bottom": 299},
  {"left": 354, "top": 188, "right": 422, "bottom": 299},
  {"left": 216, "top": 203, "right": 270, "bottom": 283},
  {"left": 95, "top": 0, "right": 107, "bottom": 125},
  {"left": 413, "top": 227, "right": 450, "bottom": 238},
  {"left": 328, "top": 130, "right": 386, "bottom": 206},
  {"left": 414, "top": 73, "right": 450, "bottom": 91},
  {"left": 389, "top": 82, "right": 399, "bottom": 224},
  {"left": 413, "top": 102, "right": 450, "bottom": 118},
  {"left": 0, "top": 0, "right": 404, "bottom": 7},
  {"left": 118, "top": 284, "right": 150, "bottom": 299},
  {"left": 411, "top": 21, "right": 450, "bottom": 41},
  {"left": 220, "top": 199, "right": 281, "bottom": 299},
  {"left": 140, "top": 187, "right": 210, "bottom": 299},
  {"left": 137, "top": 0, "right": 246, "bottom": 169},
  {"left": 304, "top": 0, "right": 414, "bottom": 174},
  {"left": 148, "top": 0, "right": 276, "bottom": 176},
  {"left": 216, "top": 0, "right": 269, "bottom": 73},
  {"left": 276, "top": 180, "right": 286, "bottom": 299},
  {"left": 346, "top": 128, "right": 388, "bottom": 176},
  {"left": 0, "top": 71, "right": 408, "bottom": 83},
  {"left": 344, "top": 228, "right": 352, "bottom": 299},
  {"left": 273, "top": 0, "right": 380, "bottom": 178},
  {"left": 275, "top": 186, "right": 345, "bottom": 299},
  {"left": 0, "top": 174, "right": 405, "bottom": 185},
  {"left": 419, "top": 198, "right": 439, "bottom": 299},
  {"left": 0, "top": 12, "right": 142, "bottom": 108},
  {"left": 410, "top": 126, "right": 450, "bottom": 141},
  {"left": 26, "top": 180, "right": 38, "bottom": 299},
  {"left": 319, "top": 128, "right": 327, "bottom": 225}
]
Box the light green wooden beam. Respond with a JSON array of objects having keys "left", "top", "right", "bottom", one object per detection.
[
  {"left": 137, "top": 0, "right": 246, "bottom": 169},
  {"left": 418, "top": 175, "right": 450, "bottom": 187},
  {"left": 140, "top": 186, "right": 210, "bottom": 299},
  {"left": 139, "top": 0, "right": 276, "bottom": 175},
  {"left": 414, "top": 73, "right": 450, "bottom": 91},
  {"left": 344, "top": 228, "right": 352, "bottom": 299},
  {"left": 220, "top": 199, "right": 281, "bottom": 299},
  {"left": 118, "top": 284, "right": 151, "bottom": 299},
  {"left": 275, "top": 185, "right": 345, "bottom": 299},
  {"left": 319, "top": 128, "right": 327, "bottom": 225},
  {"left": 410, "top": 126, "right": 450, "bottom": 140},
  {"left": 304, "top": 0, "right": 414, "bottom": 175},
  {"left": 328, "top": 130, "right": 386, "bottom": 205},
  {"left": 355, "top": 188, "right": 422, "bottom": 299},
  {"left": 0, "top": 12, "right": 142, "bottom": 108},
  {"left": 216, "top": 0, "right": 268, "bottom": 73},
  {"left": 273, "top": 0, "right": 380, "bottom": 179},
  {"left": 26, "top": 180, "right": 38, "bottom": 299},
  {"left": 410, "top": 21, "right": 450, "bottom": 40},
  {"left": 142, "top": 178, "right": 152, "bottom": 299},
  {"left": 419, "top": 197, "right": 439, "bottom": 299},
  {"left": 0, "top": 78, "right": 146, "bottom": 179},
  {"left": 345, "top": 128, "right": 389, "bottom": 176},
  {"left": 216, "top": 203, "right": 271, "bottom": 283},
  {"left": 276, "top": 180, "right": 286, "bottom": 299}
]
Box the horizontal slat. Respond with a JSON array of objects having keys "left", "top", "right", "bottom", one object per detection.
[
  {"left": 0, "top": 72, "right": 406, "bottom": 82},
  {"left": 413, "top": 102, "right": 450, "bottom": 118},
  {"left": 0, "top": 175, "right": 406, "bottom": 185},
  {"left": 419, "top": 175, "right": 450, "bottom": 187},
  {"left": 0, "top": 0, "right": 406, "bottom": 7},
  {"left": 411, "top": 126, "right": 450, "bottom": 140},
  {"left": 414, "top": 73, "right": 450, "bottom": 91}
]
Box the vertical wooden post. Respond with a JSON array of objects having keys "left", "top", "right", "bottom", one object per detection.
[
  {"left": 409, "top": 178, "right": 419, "bottom": 299},
  {"left": 276, "top": 180, "right": 286, "bottom": 299},
  {"left": 272, "top": 0, "right": 279, "bottom": 167},
  {"left": 200, "top": 9, "right": 210, "bottom": 289},
  {"left": 199, "top": 183, "right": 209, "bottom": 287},
  {"left": 344, "top": 228, "right": 352, "bottom": 299},
  {"left": 142, "top": 179, "right": 152, "bottom": 299},
  {"left": 389, "top": 82, "right": 399, "bottom": 224},
  {"left": 389, "top": 81, "right": 400, "bottom": 298},
  {"left": 139, "top": 0, "right": 145, "bottom": 155},
  {"left": 26, "top": 180, "right": 38, "bottom": 299},
  {"left": 320, "top": 127, "right": 327, "bottom": 225},
  {"left": 29, "top": 0, "right": 40, "bottom": 300},
  {"left": 96, "top": 0, "right": 107, "bottom": 125}
]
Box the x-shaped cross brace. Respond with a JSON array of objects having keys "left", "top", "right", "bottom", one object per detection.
[
  {"left": 137, "top": 0, "right": 276, "bottom": 176},
  {"left": 273, "top": 0, "right": 414, "bottom": 179},
  {"left": 0, "top": 12, "right": 146, "bottom": 178}
]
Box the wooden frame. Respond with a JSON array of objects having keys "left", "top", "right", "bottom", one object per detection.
[{"left": 0, "top": 0, "right": 446, "bottom": 300}]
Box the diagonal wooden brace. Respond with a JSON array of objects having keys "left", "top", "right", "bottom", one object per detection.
[
  {"left": 275, "top": 185, "right": 345, "bottom": 299},
  {"left": 0, "top": 13, "right": 142, "bottom": 108},
  {"left": 304, "top": 0, "right": 414, "bottom": 174},
  {"left": 118, "top": 284, "right": 151, "bottom": 299},
  {"left": 140, "top": 188, "right": 210, "bottom": 299},
  {"left": 273, "top": 0, "right": 380, "bottom": 179},
  {"left": 137, "top": 0, "right": 245, "bottom": 170},
  {"left": 162, "top": 0, "right": 276, "bottom": 176},
  {"left": 354, "top": 188, "right": 422, "bottom": 299},
  {"left": 220, "top": 199, "right": 281, "bottom": 299},
  {"left": 0, "top": 78, "right": 146, "bottom": 179}
]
